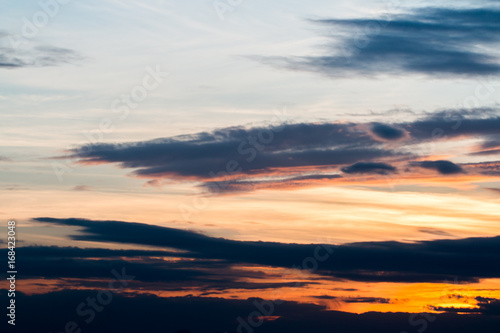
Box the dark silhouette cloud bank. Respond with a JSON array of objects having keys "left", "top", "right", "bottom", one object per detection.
[{"left": 256, "top": 7, "right": 500, "bottom": 78}]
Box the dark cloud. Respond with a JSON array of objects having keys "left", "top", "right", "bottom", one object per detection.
[
  {"left": 402, "top": 112, "right": 500, "bottom": 142},
  {"left": 371, "top": 123, "right": 405, "bottom": 140},
  {"left": 5, "top": 290, "right": 500, "bottom": 333},
  {"left": 431, "top": 297, "right": 500, "bottom": 316},
  {"left": 32, "top": 218, "right": 500, "bottom": 283},
  {"left": 470, "top": 148, "right": 500, "bottom": 156},
  {"left": 67, "top": 122, "right": 401, "bottom": 180},
  {"left": 257, "top": 7, "right": 500, "bottom": 77},
  {"left": 475, "top": 297, "right": 500, "bottom": 316},
  {"left": 342, "top": 162, "right": 396, "bottom": 175},
  {"left": 481, "top": 136, "right": 500, "bottom": 149},
  {"left": 13, "top": 246, "right": 311, "bottom": 292},
  {"left": 202, "top": 173, "right": 343, "bottom": 194},
  {"left": 31, "top": 45, "right": 83, "bottom": 66},
  {"left": 312, "top": 295, "right": 338, "bottom": 300},
  {"left": 0, "top": 52, "right": 24, "bottom": 68},
  {"left": 411, "top": 160, "right": 465, "bottom": 175},
  {"left": 333, "top": 288, "right": 358, "bottom": 292},
  {"left": 311, "top": 295, "right": 390, "bottom": 304},
  {"left": 22, "top": 257, "right": 206, "bottom": 283},
  {"left": 463, "top": 161, "right": 500, "bottom": 176},
  {"left": 18, "top": 245, "right": 176, "bottom": 258},
  {"left": 277, "top": 173, "right": 342, "bottom": 182},
  {"left": 418, "top": 228, "right": 453, "bottom": 237},
  {"left": 343, "top": 297, "right": 390, "bottom": 304},
  {"left": 72, "top": 185, "right": 92, "bottom": 191}
]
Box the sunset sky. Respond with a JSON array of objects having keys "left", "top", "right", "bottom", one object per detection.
[{"left": 1, "top": 0, "right": 500, "bottom": 332}]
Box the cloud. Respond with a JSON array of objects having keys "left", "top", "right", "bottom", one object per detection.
[
  {"left": 66, "top": 122, "right": 402, "bottom": 180},
  {"left": 463, "top": 161, "right": 500, "bottom": 176},
  {"left": 30, "top": 45, "right": 83, "bottom": 66},
  {"left": 343, "top": 297, "right": 390, "bottom": 304},
  {"left": 480, "top": 136, "right": 500, "bottom": 149},
  {"left": 418, "top": 228, "right": 454, "bottom": 237},
  {"left": 341, "top": 162, "right": 396, "bottom": 175},
  {"left": 312, "top": 295, "right": 338, "bottom": 300},
  {"left": 4, "top": 186, "right": 30, "bottom": 191},
  {"left": 470, "top": 148, "right": 500, "bottom": 156},
  {"left": 257, "top": 7, "right": 500, "bottom": 77},
  {"left": 55, "top": 109, "right": 500, "bottom": 193},
  {"left": 475, "top": 297, "right": 500, "bottom": 316},
  {"left": 402, "top": 111, "right": 500, "bottom": 141},
  {"left": 6, "top": 290, "right": 324, "bottom": 333},
  {"left": 312, "top": 295, "right": 392, "bottom": 304},
  {"left": 371, "top": 123, "right": 405, "bottom": 140},
  {"left": 0, "top": 52, "right": 24, "bottom": 68},
  {"left": 0, "top": 42, "right": 82, "bottom": 69},
  {"left": 7, "top": 289, "right": 500, "bottom": 333},
  {"left": 201, "top": 173, "right": 343, "bottom": 194},
  {"left": 18, "top": 245, "right": 175, "bottom": 258},
  {"left": 411, "top": 160, "right": 465, "bottom": 175},
  {"left": 33, "top": 218, "right": 500, "bottom": 283},
  {"left": 72, "top": 185, "right": 92, "bottom": 191},
  {"left": 431, "top": 297, "right": 500, "bottom": 316}
]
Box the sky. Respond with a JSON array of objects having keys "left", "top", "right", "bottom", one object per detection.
[{"left": 1, "top": 0, "right": 500, "bottom": 332}]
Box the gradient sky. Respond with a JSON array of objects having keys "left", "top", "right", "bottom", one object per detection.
[{"left": 1, "top": 0, "right": 500, "bottom": 332}]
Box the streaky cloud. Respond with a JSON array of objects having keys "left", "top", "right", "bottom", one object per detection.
[
  {"left": 256, "top": 7, "right": 500, "bottom": 77},
  {"left": 341, "top": 162, "right": 396, "bottom": 175},
  {"left": 411, "top": 160, "right": 465, "bottom": 175}
]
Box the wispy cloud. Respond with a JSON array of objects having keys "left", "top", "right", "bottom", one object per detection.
[
  {"left": 256, "top": 7, "right": 500, "bottom": 77},
  {"left": 72, "top": 185, "right": 92, "bottom": 191},
  {"left": 33, "top": 218, "right": 500, "bottom": 283},
  {"left": 411, "top": 160, "right": 465, "bottom": 175},
  {"left": 431, "top": 296, "right": 500, "bottom": 315},
  {"left": 8, "top": 288, "right": 500, "bottom": 332}
]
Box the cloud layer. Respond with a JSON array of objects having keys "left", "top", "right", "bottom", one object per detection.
[
  {"left": 33, "top": 218, "right": 500, "bottom": 283},
  {"left": 258, "top": 7, "right": 500, "bottom": 77},
  {"left": 0, "top": 40, "right": 82, "bottom": 69},
  {"left": 63, "top": 108, "right": 500, "bottom": 193}
]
